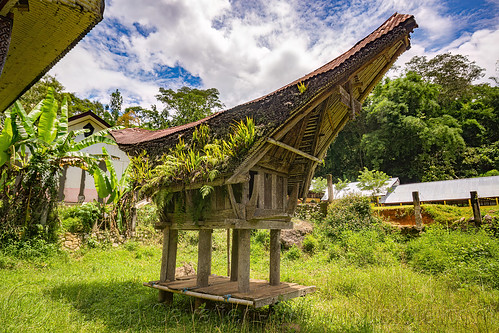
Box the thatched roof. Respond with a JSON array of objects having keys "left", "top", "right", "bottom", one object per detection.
[
  {"left": 0, "top": 0, "right": 105, "bottom": 112},
  {"left": 113, "top": 13, "right": 417, "bottom": 197}
]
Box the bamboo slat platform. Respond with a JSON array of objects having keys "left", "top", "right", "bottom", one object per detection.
[{"left": 144, "top": 274, "right": 315, "bottom": 308}]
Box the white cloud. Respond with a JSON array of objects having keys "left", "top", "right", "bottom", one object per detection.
[{"left": 49, "top": 0, "right": 499, "bottom": 111}]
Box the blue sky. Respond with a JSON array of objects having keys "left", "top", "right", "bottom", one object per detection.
[{"left": 50, "top": 0, "right": 499, "bottom": 110}]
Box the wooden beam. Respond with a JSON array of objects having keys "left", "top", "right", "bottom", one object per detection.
[
  {"left": 227, "top": 184, "right": 243, "bottom": 219},
  {"left": 269, "top": 229, "right": 281, "bottom": 286},
  {"left": 197, "top": 229, "right": 213, "bottom": 288},
  {"left": 267, "top": 138, "right": 322, "bottom": 163},
  {"left": 237, "top": 229, "right": 251, "bottom": 293},
  {"left": 359, "top": 41, "right": 406, "bottom": 101},
  {"left": 230, "top": 229, "right": 239, "bottom": 281},
  {"left": 159, "top": 227, "right": 177, "bottom": 303}
]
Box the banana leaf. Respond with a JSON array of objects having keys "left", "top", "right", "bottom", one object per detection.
[
  {"left": 56, "top": 97, "right": 69, "bottom": 138},
  {"left": 37, "top": 88, "right": 58, "bottom": 143},
  {"left": 70, "top": 128, "right": 117, "bottom": 151},
  {"left": 0, "top": 111, "right": 13, "bottom": 167}
]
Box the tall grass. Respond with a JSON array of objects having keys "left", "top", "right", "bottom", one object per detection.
[{"left": 1, "top": 198, "right": 499, "bottom": 332}]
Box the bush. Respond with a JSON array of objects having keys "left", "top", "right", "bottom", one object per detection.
[
  {"left": 253, "top": 230, "right": 270, "bottom": 248},
  {"left": 324, "top": 194, "right": 381, "bottom": 238},
  {"left": 59, "top": 203, "right": 102, "bottom": 233},
  {"left": 330, "top": 229, "right": 402, "bottom": 267},
  {"left": 285, "top": 245, "right": 302, "bottom": 260},
  {"left": 302, "top": 234, "right": 318, "bottom": 254},
  {"left": 136, "top": 204, "right": 158, "bottom": 228},
  {"left": 405, "top": 226, "right": 499, "bottom": 288}
]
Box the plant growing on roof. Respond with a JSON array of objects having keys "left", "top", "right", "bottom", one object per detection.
[
  {"left": 140, "top": 117, "right": 257, "bottom": 223},
  {"left": 297, "top": 81, "right": 308, "bottom": 94},
  {"left": 0, "top": 88, "right": 118, "bottom": 241}
]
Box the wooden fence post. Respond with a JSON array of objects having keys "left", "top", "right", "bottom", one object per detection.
[
  {"left": 412, "top": 191, "right": 423, "bottom": 231},
  {"left": 470, "top": 191, "right": 482, "bottom": 226},
  {"left": 327, "top": 174, "right": 333, "bottom": 203}
]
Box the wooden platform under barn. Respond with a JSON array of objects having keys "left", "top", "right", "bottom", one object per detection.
[{"left": 144, "top": 274, "right": 315, "bottom": 308}]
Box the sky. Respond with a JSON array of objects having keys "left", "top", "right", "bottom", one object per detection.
[{"left": 49, "top": 0, "right": 499, "bottom": 110}]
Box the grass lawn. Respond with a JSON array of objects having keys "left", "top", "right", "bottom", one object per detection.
[{"left": 1, "top": 229, "right": 498, "bottom": 332}]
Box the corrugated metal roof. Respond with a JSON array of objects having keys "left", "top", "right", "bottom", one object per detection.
[
  {"left": 322, "top": 178, "right": 400, "bottom": 201},
  {"left": 380, "top": 176, "right": 499, "bottom": 204}
]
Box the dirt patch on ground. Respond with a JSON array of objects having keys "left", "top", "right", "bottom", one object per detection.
[
  {"left": 376, "top": 209, "right": 434, "bottom": 226},
  {"left": 280, "top": 219, "right": 313, "bottom": 249}
]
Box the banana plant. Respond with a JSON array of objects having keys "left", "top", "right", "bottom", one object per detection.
[
  {"left": 0, "top": 88, "right": 122, "bottom": 237},
  {"left": 92, "top": 146, "right": 132, "bottom": 231}
]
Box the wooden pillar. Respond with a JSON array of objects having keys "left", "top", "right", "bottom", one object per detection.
[
  {"left": 58, "top": 167, "right": 67, "bottom": 201},
  {"left": 269, "top": 229, "right": 281, "bottom": 286},
  {"left": 327, "top": 174, "right": 333, "bottom": 203},
  {"left": 230, "top": 229, "right": 239, "bottom": 281},
  {"left": 238, "top": 229, "right": 251, "bottom": 293},
  {"left": 159, "top": 227, "right": 178, "bottom": 303},
  {"left": 412, "top": 191, "right": 423, "bottom": 231},
  {"left": 197, "top": 229, "right": 213, "bottom": 287},
  {"left": 470, "top": 191, "right": 482, "bottom": 226},
  {"left": 78, "top": 169, "right": 86, "bottom": 203}
]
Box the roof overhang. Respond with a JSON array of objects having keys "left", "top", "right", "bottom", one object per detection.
[{"left": 0, "top": 0, "right": 105, "bottom": 112}]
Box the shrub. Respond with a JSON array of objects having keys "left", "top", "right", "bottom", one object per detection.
[
  {"left": 405, "top": 226, "right": 499, "bottom": 288},
  {"left": 136, "top": 204, "right": 158, "bottom": 228},
  {"left": 285, "top": 245, "right": 302, "bottom": 260},
  {"left": 253, "top": 230, "right": 270, "bottom": 248},
  {"left": 324, "top": 194, "right": 381, "bottom": 238},
  {"left": 302, "top": 234, "right": 318, "bottom": 254},
  {"left": 59, "top": 203, "right": 102, "bottom": 233}
]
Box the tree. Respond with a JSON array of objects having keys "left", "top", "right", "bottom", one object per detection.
[
  {"left": 357, "top": 167, "right": 390, "bottom": 199},
  {"left": 405, "top": 53, "right": 484, "bottom": 105},
  {"left": 0, "top": 88, "right": 116, "bottom": 241},
  {"left": 109, "top": 89, "right": 123, "bottom": 125},
  {"left": 156, "top": 87, "right": 224, "bottom": 127}
]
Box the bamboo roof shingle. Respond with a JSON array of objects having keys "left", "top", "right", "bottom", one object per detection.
[{"left": 0, "top": 0, "right": 105, "bottom": 112}]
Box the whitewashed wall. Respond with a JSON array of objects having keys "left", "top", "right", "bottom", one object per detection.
[{"left": 62, "top": 114, "right": 130, "bottom": 203}]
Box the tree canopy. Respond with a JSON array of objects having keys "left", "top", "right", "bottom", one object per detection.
[{"left": 317, "top": 53, "right": 499, "bottom": 183}]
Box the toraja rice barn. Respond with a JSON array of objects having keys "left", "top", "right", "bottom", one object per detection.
[{"left": 112, "top": 13, "right": 418, "bottom": 308}]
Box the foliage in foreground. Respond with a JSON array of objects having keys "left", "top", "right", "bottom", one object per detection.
[
  {"left": 0, "top": 224, "right": 498, "bottom": 332},
  {"left": 0, "top": 89, "right": 117, "bottom": 241}
]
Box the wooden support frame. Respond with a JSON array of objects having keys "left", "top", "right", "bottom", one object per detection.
[
  {"left": 230, "top": 229, "right": 239, "bottom": 281},
  {"left": 197, "top": 229, "right": 213, "bottom": 288},
  {"left": 159, "top": 227, "right": 178, "bottom": 303},
  {"left": 269, "top": 229, "right": 281, "bottom": 286},
  {"left": 237, "top": 229, "right": 251, "bottom": 293},
  {"left": 266, "top": 137, "right": 322, "bottom": 163}
]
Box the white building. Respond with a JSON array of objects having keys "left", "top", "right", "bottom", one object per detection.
[{"left": 59, "top": 111, "right": 129, "bottom": 203}]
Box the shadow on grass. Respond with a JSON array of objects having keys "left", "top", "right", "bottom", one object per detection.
[
  {"left": 47, "top": 280, "right": 374, "bottom": 332},
  {"left": 48, "top": 280, "right": 200, "bottom": 332},
  {"left": 47, "top": 280, "right": 281, "bottom": 332}
]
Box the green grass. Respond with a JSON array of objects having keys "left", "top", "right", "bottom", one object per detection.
[{"left": 0, "top": 230, "right": 498, "bottom": 332}]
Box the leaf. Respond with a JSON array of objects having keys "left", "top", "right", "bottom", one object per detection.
[
  {"left": 0, "top": 111, "right": 14, "bottom": 167},
  {"left": 199, "top": 185, "right": 214, "bottom": 198},
  {"left": 37, "top": 88, "right": 59, "bottom": 143},
  {"left": 92, "top": 166, "right": 111, "bottom": 199},
  {"left": 70, "top": 128, "right": 118, "bottom": 151},
  {"left": 57, "top": 96, "right": 69, "bottom": 138},
  {"left": 13, "top": 101, "right": 35, "bottom": 138}
]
